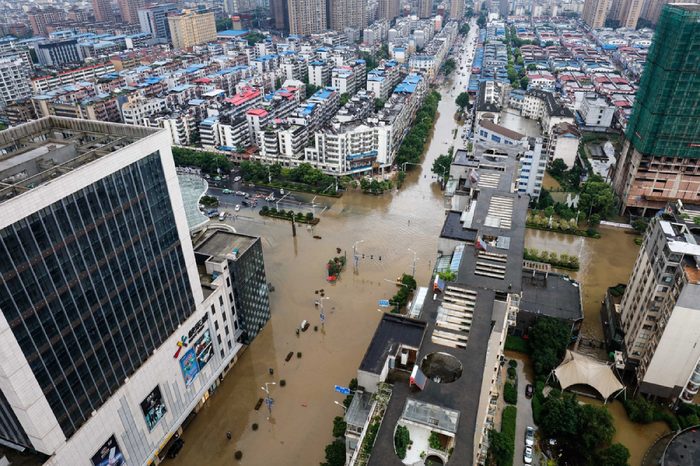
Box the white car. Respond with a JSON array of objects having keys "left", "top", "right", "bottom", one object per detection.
[
  {"left": 233, "top": 176, "right": 242, "bottom": 182},
  {"left": 235, "top": 204, "right": 240, "bottom": 212},
  {"left": 524, "top": 446, "right": 533, "bottom": 464},
  {"left": 525, "top": 426, "right": 535, "bottom": 446}
]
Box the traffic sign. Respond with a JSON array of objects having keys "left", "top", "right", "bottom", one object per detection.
[
  {"left": 334, "top": 385, "right": 351, "bottom": 395},
  {"left": 378, "top": 299, "right": 390, "bottom": 307}
]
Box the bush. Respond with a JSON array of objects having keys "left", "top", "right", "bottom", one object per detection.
[
  {"left": 234, "top": 450, "right": 243, "bottom": 460},
  {"left": 505, "top": 335, "right": 529, "bottom": 354},
  {"left": 508, "top": 360, "right": 518, "bottom": 368},
  {"left": 501, "top": 406, "right": 517, "bottom": 465},
  {"left": 428, "top": 431, "right": 444, "bottom": 451},
  {"left": 504, "top": 382, "right": 518, "bottom": 405},
  {"left": 279, "top": 379, "right": 286, "bottom": 387},
  {"left": 333, "top": 416, "right": 347, "bottom": 438},
  {"left": 622, "top": 397, "right": 680, "bottom": 431},
  {"left": 297, "top": 352, "right": 302, "bottom": 358},
  {"left": 394, "top": 425, "right": 410, "bottom": 459},
  {"left": 261, "top": 205, "right": 269, "bottom": 213},
  {"left": 507, "top": 367, "right": 516, "bottom": 379},
  {"left": 252, "top": 423, "right": 259, "bottom": 431},
  {"left": 306, "top": 212, "right": 314, "bottom": 221}
]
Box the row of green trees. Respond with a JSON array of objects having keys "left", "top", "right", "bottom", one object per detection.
[
  {"left": 389, "top": 274, "right": 417, "bottom": 313},
  {"left": 259, "top": 207, "right": 315, "bottom": 223},
  {"left": 523, "top": 248, "right": 580, "bottom": 270},
  {"left": 172, "top": 147, "right": 232, "bottom": 175},
  {"left": 240, "top": 161, "right": 337, "bottom": 194},
  {"left": 395, "top": 91, "right": 442, "bottom": 169},
  {"left": 488, "top": 405, "right": 516, "bottom": 466},
  {"left": 360, "top": 177, "right": 393, "bottom": 194}
]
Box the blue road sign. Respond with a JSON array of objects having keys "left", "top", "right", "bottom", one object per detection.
[
  {"left": 320, "top": 312, "right": 325, "bottom": 323},
  {"left": 334, "top": 385, "right": 351, "bottom": 395},
  {"left": 378, "top": 299, "right": 390, "bottom": 307}
]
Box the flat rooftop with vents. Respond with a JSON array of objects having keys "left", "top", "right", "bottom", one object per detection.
[{"left": 0, "top": 117, "right": 158, "bottom": 204}]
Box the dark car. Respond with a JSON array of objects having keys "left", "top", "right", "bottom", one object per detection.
[
  {"left": 525, "top": 384, "right": 534, "bottom": 399},
  {"left": 242, "top": 200, "right": 250, "bottom": 206},
  {"left": 167, "top": 438, "right": 185, "bottom": 459}
]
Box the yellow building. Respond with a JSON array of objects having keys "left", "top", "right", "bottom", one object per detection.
[{"left": 167, "top": 10, "right": 217, "bottom": 50}]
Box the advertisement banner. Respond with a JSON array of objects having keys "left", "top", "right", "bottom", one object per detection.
[
  {"left": 140, "top": 385, "right": 167, "bottom": 431},
  {"left": 91, "top": 434, "right": 125, "bottom": 466},
  {"left": 194, "top": 329, "right": 213, "bottom": 370},
  {"left": 179, "top": 348, "right": 200, "bottom": 386}
]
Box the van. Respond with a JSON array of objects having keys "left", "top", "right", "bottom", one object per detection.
[{"left": 218, "top": 212, "right": 226, "bottom": 221}]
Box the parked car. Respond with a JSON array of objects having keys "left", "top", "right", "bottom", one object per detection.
[
  {"left": 218, "top": 211, "right": 226, "bottom": 221},
  {"left": 222, "top": 189, "right": 233, "bottom": 194},
  {"left": 525, "top": 384, "right": 534, "bottom": 399},
  {"left": 524, "top": 446, "right": 533, "bottom": 464},
  {"left": 525, "top": 426, "right": 535, "bottom": 446},
  {"left": 235, "top": 205, "right": 240, "bottom": 212},
  {"left": 233, "top": 176, "right": 242, "bottom": 182}
]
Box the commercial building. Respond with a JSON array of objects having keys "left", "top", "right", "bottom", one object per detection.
[
  {"left": 138, "top": 4, "right": 179, "bottom": 42},
  {"left": 346, "top": 143, "right": 527, "bottom": 466},
  {"left": 619, "top": 201, "right": 700, "bottom": 402},
  {"left": 35, "top": 39, "right": 84, "bottom": 67},
  {"left": 287, "top": 0, "right": 327, "bottom": 35},
  {"left": 168, "top": 10, "right": 217, "bottom": 50},
  {"left": 611, "top": 4, "right": 700, "bottom": 216},
  {"left": 582, "top": 0, "right": 611, "bottom": 28},
  {"left": 0, "top": 117, "right": 270, "bottom": 464},
  {"left": 0, "top": 56, "right": 32, "bottom": 106}
]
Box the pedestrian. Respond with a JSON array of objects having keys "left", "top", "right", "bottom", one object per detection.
[{"left": 226, "top": 431, "right": 232, "bottom": 440}]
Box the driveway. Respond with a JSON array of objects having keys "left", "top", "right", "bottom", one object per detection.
[{"left": 510, "top": 356, "right": 539, "bottom": 466}]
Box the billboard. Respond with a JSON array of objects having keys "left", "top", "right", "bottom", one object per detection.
[
  {"left": 179, "top": 348, "right": 200, "bottom": 386},
  {"left": 194, "top": 329, "right": 213, "bottom": 370},
  {"left": 91, "top": 434, "right": 125, "bottom": 466},
  {"left": 140, "top": 385, "right": 167, "bottom": 431}
]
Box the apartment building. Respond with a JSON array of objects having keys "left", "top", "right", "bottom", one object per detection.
[
  {"left": 0, "top": 56, "right": 31, "bottom": 106},
  {"left": 168, "top": 10, "right": 217, "bottom": 50},
  {"left": 619, "top": 202, "right": 700, "bottom": 401},
  {"left": 366, "top": 60, "right": 402, "bottom": 101},
  {"left": 582, "top": 0, "right": 611, "bottom": 28},
  {"left": 287, "top": 0, "right": 327, "bottom": 35}
]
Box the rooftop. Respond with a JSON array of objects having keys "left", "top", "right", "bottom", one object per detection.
[
  {"left": 0, "top": 117, "right": 157, "bottom": 204},
  {"left": 194, "top": 229, "right": 256, "bottom": 260},
  {"left": 520, "top": 269, "right": 583, "bottom": 322},
  {"left": 358, "top": 314, "right": 427, "bottom": 375}
]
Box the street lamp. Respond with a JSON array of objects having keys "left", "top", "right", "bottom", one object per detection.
[
  {"left": 407, "top": 248, "right": 418, "bottom": 277},
  {"left": 353, "top": 240, "right": 365, "bottom": 272},
  {"left": 334, "top": 401, "right": 347, "bottom": 413},
  {"left": 261, "top": 382, "right": 276, "bottom": 420}
]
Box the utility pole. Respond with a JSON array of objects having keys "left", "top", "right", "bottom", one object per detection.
[
  {"left": 353, "top": 240, "right": 365, "bottom": 273},
  {"left": 408, "top": 248, "right": 418, "bottom": 277},
  {"left": 291, "top": 215, "right": 296, "bottom": 237},
  {"left": 261, "top": 382, "right": 276, "bottom": 420},
  {"left": 319, "top": 296, "right": 330, "bottom": 329}
]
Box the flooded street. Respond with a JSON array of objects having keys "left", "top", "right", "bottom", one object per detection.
[
  {"left": 524, "top": 227, "right": 639, "bottom": 340},
  {"left": 168, "top": 40, "right": 478, "bottom": 466}
]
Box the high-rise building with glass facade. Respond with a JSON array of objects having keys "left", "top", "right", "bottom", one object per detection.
[
  {"left": 612, "top": 4, "right": 700, "bottom": 215},
  {"left": 0, "top": 117, "right": 270, "bottom": 465}
]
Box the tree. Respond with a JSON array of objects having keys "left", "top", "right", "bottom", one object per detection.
[
  {"left": 597, "top": 443, "right": 630, "bottom": 466},
  {"left": 527, "top": 63, "right": 538, "bottom": 71},
  {"left": 455, "top": 92, "right": 470, "bottom": 110},
  {"left": 332, "top": 416, "right": 346, "bottom": 438},
  {"left": 339, "top": 93, "right": 350, "bottom": 106},
  {"left": 321, "top": 439, "right": 346, "bottom": 466},
  {"left": 529, "top": 317, "right": 571, "bottom": 377},
  {"left": 459, "top": 23, "right": 470, "bottom": 35},
  {"left": 578, "top": 176, "right": 615, "bottom": 219},
  {"left": 520, "top": 76, "right": 529, "bottom": 90},
  {"left": 432, "top": 154, "right": 452, "bottom": 181},
  {"left": 305, "top": 83, "right": 320, "bottom": 98},
  {"left": 374, "top": 98, "right": 385, "bottom": 111},
  {"left": 394, "top": 425, "right": 410, "bottom": 459},
  {"left": 488, "top": 430, "right": 512, "bottom": 465},
  {"left": 549, "top": 158, "right": 568, "bottom": 178},
  {"left": 442, "top": 58, "right": 457, "bottom": 76}
]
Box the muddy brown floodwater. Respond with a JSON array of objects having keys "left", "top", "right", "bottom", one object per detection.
[
  {"left": 524, "top": 227, "right": 640, "bottom": 340},
  {"left": 168, "top": 72, "right": 471, "bottom": 466}
]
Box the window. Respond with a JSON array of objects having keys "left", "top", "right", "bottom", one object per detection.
[
  {"left": 217, "top": 334, "right": 222, "bottom": 344},
  {"left": 227, "top": 340, "right": 232, "bottom": 349},
  {"left": 215, "top": 321, "right": 219, "bottom": 330},
  {"left": 220, "top": 349, "right": 225, "bottom": 358},
  {"left": 210, "top": 304, "right": 215, "bottom": 315},
  {"left": 225, "top": 325, "right": 230, "bottom": 335},
  {"left": 219, "top": 296, "right": 224, "bottom": 306},
  {"left": 226, "top": 277, "right": 231, "bottom": 287}
]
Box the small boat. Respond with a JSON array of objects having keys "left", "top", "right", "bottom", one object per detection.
[{"left": 300, "top": 320, "right": 310, "bottom": 331}]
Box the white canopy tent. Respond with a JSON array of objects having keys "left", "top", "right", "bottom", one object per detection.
[{"left": 552, "top": 350, "right": 625, "bottom": 402}]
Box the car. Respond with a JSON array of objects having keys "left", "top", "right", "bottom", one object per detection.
[
  {"left": 525, "top": 426, "right": 535, "bottom": 446},
  {"left": 242, "top": 200, "right": 250, "bottom": 206},
  {"left": 524, "top": 446, "right": 533, "bottom": 464},
  {"left": 236, "top": 191, "right": 247, "bottom": 196},
  {"left": 235, "top": 204, "right": 240, "bottom": 212},
  {"left": 233, "top": 176, "right": 242, "bottom": 182},
  {"left": 222, "top": 189, "right": 233, "bottom": 194},
  {"left": 525, "top": 384, "right": 534, "bottom": 399}
]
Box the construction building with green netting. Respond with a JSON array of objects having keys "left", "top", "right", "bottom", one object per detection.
[{"left": 612, "top": 3, "right": 700, "bottom": 216}]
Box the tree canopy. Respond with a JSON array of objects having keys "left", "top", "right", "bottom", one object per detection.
[
  {"left": 578, "top": 175, "right": 615, "bottom": 219},
  {"left": 456, "top": 92, "right": 470, "bottom": 110},
  {"left": 529, "top": 316, "right": 571, "bottom": 378},
  {"left": 172, "top": 147, "right": 232, "bottom": 175},
  {"left": 432, "top": 154, "right": 453, "bottom": 182}
]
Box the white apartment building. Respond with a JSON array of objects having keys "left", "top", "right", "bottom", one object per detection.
[
  {"left": 366, "top": 60, "right": 402, "bottom": 101},
  {"left": 521, "top": 89, "right": 576, "bottom": 134},
  {"left": 620, "top": 202, "right": 700, "bottom": 401},
  {"left": 0, "top": 56, "right": 31, "bottom": 106},
  {"left": 517, "top": 138, "right": 546, "bottom": 199},
  {"left": 121, "top": 97, "right": 167, "bottom": 126},
  {"left": 548, "top": 122, "right": 581, "bottom": 168},
  {"left": 579, "top": 94, "right": 615, "bottom": 128},
  {"left": 308, "top": 60, "right": 332, "bottom": 87}
]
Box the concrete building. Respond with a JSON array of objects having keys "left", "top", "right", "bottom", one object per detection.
[
  {"left": 418, "top": 0, "right": 433, "bottom": 18},
  {"left": 93, "top": 0, "right": 116, "bottom": 23},
  {"left": 547, "top": 122, "right": 581, "bottom": 168},
  {"left": 578, "top": 94, "right": 615, "bottom": 128},
  {"left": 0, "top": 57, "right": 32, "bottom": 107},
  {"left": 168, "top": 10, "right": 217, "bottom": 50},
  {"left": 27, "top": 7, "right": 67, "bottom": 37},
  {"left": 517, "top": 138, "right": 546, "bottom": 199},
  {"left": 582, "top": 0, "right": 611, "bottom": 28},
  {"left": 450, "top": 0, "right": 465, "bottom": 19},
  {"left": 366, "top": 60, "right": 402, "bottom": 100},
  {"left": 618, "top": 0, "right": 644, "bottom": 28},
  {"left": 641, "top": 0, "right": 700, "bottom": 25},
  {"left": 475, "top": 118, "right": 528, "bottom": 147},
  {"left": 35, "top": 40, "right": 84, "bottom": 67},
  {"left": 330, "top": 0, "right": 368, "bottom": 32},
  {"left": 287, "top": 0, "right": 327, "bottom": 35},
  {"left": 138, "top": 4, "right": 179, "bottom": 42},
  {"left": 378, "top": 0, "right": 401, "bottom": 22},
  {"left": 619, "top": 201, "right": 700, "bottom": 401},
  {"left": 0, "top": 117, "right": 270, "bottom": 464},
  {"left": 611, "top": 4, "right": 700, "bottom": 216},
  {"left": 521, "top": 89, "right": 576, "bottom": 134},
  {"left": 119, "top": 0, "right": 145, "bottom": 25}
]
